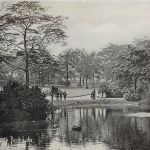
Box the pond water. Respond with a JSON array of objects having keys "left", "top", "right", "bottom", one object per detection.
[{"left": 0, "top": 107, "right": 150, "bottom": 150}]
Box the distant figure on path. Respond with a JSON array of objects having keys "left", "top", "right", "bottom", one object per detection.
[
  {"left": 91, "top": 89, "right": 96, "bottom": 100},
  {"left": 63, "top": 91, "right": 67, "bottom": 101},
  {"left": 50, "top": 86, "right": 55, "bottom": 100},
  {"left": 51, "top": 86, "right": 55, "bottom": 94},
  {"left": 51, "top": 92, "right": 54, "bottom": 101},
  {"left": 56, "top": 92, "right": 59, "bottom": 101},
  {"left": 103, "top": 92, "right": 106, "bottom": 99},
  {"left": 60, "top": 91, "right": 63, "bottom": 100}
]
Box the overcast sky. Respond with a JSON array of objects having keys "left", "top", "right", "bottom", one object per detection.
[{"left": 40, "top": 0, "right": 150, "bottom": 55}]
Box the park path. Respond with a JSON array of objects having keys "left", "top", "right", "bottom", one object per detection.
[
  {"left": 43, "top": 87, "right": 136, "bottom": 109},
  {"left": 46, "top": 87, "right": 94, "bottom": 101},
  {"left": 45, "top": 87, "right": 124, "bottom": 101}
]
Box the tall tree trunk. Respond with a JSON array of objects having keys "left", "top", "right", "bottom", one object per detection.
[
  {"left": 79, "top": 68, "right": 83, "bottom": 87},
  {"left": 82, "top": 78, "right": 85, "bottom": 86},
  {"left": 48, "top": 74, "right": 50, "bottom": 87},
  {"left": 79, "top": 75, "right": 82, "bottom": 87},
  {"left": 24, "top": 28, "right": 29, "bottom": 86},
  {"left": 134, "top": 78, "right": 137, "bottom": 93},
  {"left": 92, "top": 72, "right": 95, "bottom": 87},
  {"left": 38, "top": 70, "right": 41, "bottom": 86},
  {"left": 36, "top": 74, "right": 39, "bottom": 85},
  {"left": 86, "top": 78, "right": 88, "bottom": 89},
  {"left": 41, "top": 68, "right": 44, "bottom": 87},
  {"left": 79, "top": 108, "right": 81, "bottom": 125},
  {"left": 66, "top": 63, "right": 69, "bottom": 87},
  {"left": 25, "top": 56, "right": 29, "bottom": 86},
  {"left": 147, "top": 78, "right": 150, "bottom": 99}
]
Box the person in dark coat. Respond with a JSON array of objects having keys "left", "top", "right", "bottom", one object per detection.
[
  {"left": 91, "top": 89, "right": 96, "bottom": 100},
  {"left": 63, "top": 91, "right": 67, "bottom": 101},
  {"left": 56, "top": 92, "right": 59, "bottom": 101},
  {"left": 60, "top": 91, "right": 63, "bottom": 100}
]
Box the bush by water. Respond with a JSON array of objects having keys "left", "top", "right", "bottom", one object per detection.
[
  {"left": 124, "top": 93, "right": 141, "bottom": 101},
  {"left": 0, "top": 80, "right": 51, "bottom": 121}
]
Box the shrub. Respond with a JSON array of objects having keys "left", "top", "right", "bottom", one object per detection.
[
  {"left": 124, "top": 93, "right": 141, "bottom": 101},
  {"left": 21, "top": 85, "right": 50, "bottom": 120},
  {"left": 2, "top": 80, "right": 24, "bottom": 108},
  {"left": 99, "top": 81, "right": 123, "bottom": 98},
  {"left": 1, "top": 80, "right": 51, "bottom": 120},
  {"left": 138, "top": 100, "right": 150, "bottom": 106},
  {"left": 104, "top": 89, "right": 123, "bottom": 98},
  {"left": 0, "top": 91, "right": 5, "bottom": 102},
  {"left": 113, "top": 90, "right": 123, "bottom": 98}
]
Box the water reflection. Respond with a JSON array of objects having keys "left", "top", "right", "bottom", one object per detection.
[{"left": 0, "top": 107, "right": 150, "bottom": 149}]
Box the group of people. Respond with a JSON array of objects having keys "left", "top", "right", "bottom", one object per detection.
[
  {"left": 56, "top": 90, "right": 67, "bottom": 101},
  {"left": 50, "top": 86, "right": 106, "bottom": 102},
  {"left": 51, "top": 86, "right": 67, "bottom": 101},
  {"left": 91, "top": 88, "right": 106, "bottom": 100}
]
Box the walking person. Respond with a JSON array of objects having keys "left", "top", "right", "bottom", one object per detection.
[
  {"left": 60, "top": 91, "right": 63, "bottom": 100},
  {"left": 63, "top": 91, "right": 67, "bottom": 101},
  {"left": 56, "top": 92, "right": 59, "bottom": 101},
  {"left": 51, "top": 92, "right": 54, "bottom": 101},
  {"left": 91, "top": 92, "right": 93, "bottom": 99},
  {"left": 91, "top": 89, "right": 96, "bottom": 100},
  {"left": 103, "top": 92, "right": 106, "bottom": 99}
]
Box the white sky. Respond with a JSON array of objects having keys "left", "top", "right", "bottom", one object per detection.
[{"left": 9, "top": 0, "right": 150, "bottom": 55}]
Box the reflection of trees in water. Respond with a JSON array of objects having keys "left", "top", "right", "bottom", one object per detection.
[
  {"left": 58, "top": 108, "right": 111, "bottom": 145},
  {"left": 108, "top": 117, "right": 150, "bottom": 149},
  {"left": 0, "top": 118, "right": 59, "bottom": 149},
  {"left": 58, "top": 107, "right": 150, "bottom": 149},
  {"left": 1, "top": 108, "right": 150, "bottom": 149},
  {"left": 0, "top": 129, "right": 53, "bottom": 149}
]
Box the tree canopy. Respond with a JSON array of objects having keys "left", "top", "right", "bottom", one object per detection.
[{"left": 0, "top": 1, "right": 67, "bottom": 86}]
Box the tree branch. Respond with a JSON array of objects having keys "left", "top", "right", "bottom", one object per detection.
[
  {"left": 2, "top": 58, "right": 25, "bottom": 71},
  {"left": 4, "top": 37, "right": 25, "bottom": 51},
  {"left": 10, "top": 25, "right": 24, "bottom": 35},
  {"left": 30, "top": 24, "right": 53, "bottom": 51}
]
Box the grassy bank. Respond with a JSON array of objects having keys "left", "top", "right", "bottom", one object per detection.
[
  {"left": 47, "top": 87, "right": 150, "bottom": 109},
  {"left": 53, "top": 98, "right": 139, "bottom": 108},
  {"left": 45, "top": 87, "right": 136, "bottom": 108}
]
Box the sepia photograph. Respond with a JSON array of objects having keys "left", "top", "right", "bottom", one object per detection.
[{"left": 0, "top": 0, "right": 150, "bottom": 149}]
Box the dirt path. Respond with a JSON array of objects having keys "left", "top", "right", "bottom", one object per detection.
[{"left": 45, "top": 87, "right": 139, "bottom": 108}]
